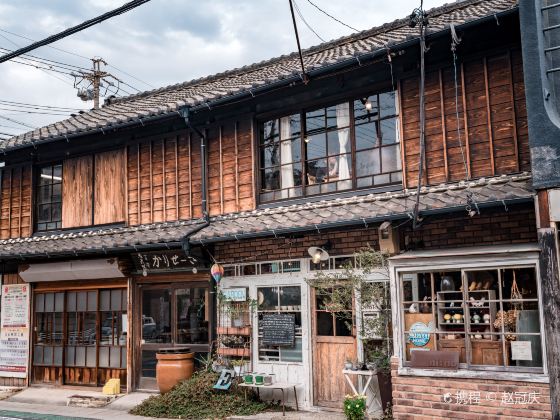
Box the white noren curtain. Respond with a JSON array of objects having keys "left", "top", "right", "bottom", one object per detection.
[
  {"left": 336, "top": 103, "right": 351, "bottom": 189},
  {"left": 280, "top": 116, "right": 294, "bottom": 198}
]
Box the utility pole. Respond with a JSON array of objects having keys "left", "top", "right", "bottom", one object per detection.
[{"left": 74, "top": 57, "right": 123, "bottom": 109}]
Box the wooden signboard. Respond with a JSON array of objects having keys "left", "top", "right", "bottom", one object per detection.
[
  {"left": 261, "top": 313, "right": 295, "bottom": 347},
  {"left": 410, "top": 350, "right": 460, "bottom": 370},
  {"left": 132, "top": 250, "right": 199, "bottom": 273}
]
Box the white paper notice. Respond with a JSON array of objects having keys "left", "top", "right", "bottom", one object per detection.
[
  {"left": 511, "top": 340, "right": 533, "bottom": 361},
  {"left": 0, "top": 284, "right": 30, "bottom": 378}
]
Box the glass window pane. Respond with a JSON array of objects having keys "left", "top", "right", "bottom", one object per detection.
[
  {"left": 87, "top": 291, "right": 97, "bottom": 311},
  {"left": 87, "top": 346, "right": 96, "bottom": 367},
  {"left": 43, "top": 346, "right": 53, "bottom": 365},
  {"left": 306, "top": 134, "right": 327, "bottom": 159},
  {"left": 355, "top": 122, "right": 377, "bottom": 151},
  {"left": 111, "top": 290, "right": 122, "bottom": 311},
  {"left": 33, "top": 346, "right": 43, "bottom": 365},
  {"left": 142, "top": 289, "right": 171, "bottom": 343},
  {"left": 35, "top": 294, "right": 44, "bottom": 312},
  {"left": 52, "top": 183, "right": 62, "bottom": 202},
  {"left": 100, "top": 290, "right": 110, "bottom": 311},
  {"left": 54, "top": 347, "right": 63, "bottom": 366},
  {"left": 335, "top": 312, "right": 352, "bottom": 336},
  {"left": 262, "top": 168, "right": 280, "bottom": 191},
  {"left": 282, "top": 114, "right": 301, "bottom": 139},
  {"left": 142, "top": 350, "right": 157, "bottom": 377},
  {"left": 306, "top": 159, "right": 327, "bottom": 184},
  {"left": 306, "top": 109, "right": 325, "bottom": 133},
  {"left": 280, "top": 286, "right": 301, "bottom": 307},
  {"left": 279, "top": 337, "right": 303, "bottom": 362},
  {"left": 356, "top": 149, "right": 380, "bottom": 177},
  {"left": 257, "top": 287, "right": 278, "bottom": 310},
  {"left": 262, "top": 145, "right": 279, "bottom": 168},
  {"left": 75, "top": 346, "right": 86, "bottom": 366},
  {"left": 379, "top": 91, "right": 396, "bottom": 117},
  {"left": 381, "top": 144, "right": 401, "bottom": 173},
  {"left": 37, "top": 204, "right": 51, "bottom": 223},
  {"left": 380, "top": 118, "right": 397, "bottom": 145},
  {"left": 67, "top": 292, "right": 76, "bottom": 312},
  {"left": 39, "top": 167, "right": 52, "bottom": 186},
  {"left": 354, "top": 96, "right": 379, "bottom": 121},
  {"left": 110, "top": 347, "right": 121, "bottom": 368},
  {"left": 317, "top": 312, "right": 334, "bottom": 336},
  {"left": 176, "top": 288, "right": 209, "bottom": 344},
  {"left": 45, "top": 293, "right": 54, "bottom": 312},
  {"left": 77, "top": 292, "right": 87, "bottom": 312},
  {"left": 99, "top": 347, "right": 109, "bottom": 368},
  {"left": 66, "top": 346, "right": 75, "bottom": 366},
  {"left": 55, "top": 293, "right": 64, "bottom": 312},
  {"left": 53, "top": 164, "right": 62, "bottom": 181}
]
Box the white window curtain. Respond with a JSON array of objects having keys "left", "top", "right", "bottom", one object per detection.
[
  {"left": 280, "top": 116, "right": 294, "bottom": 198},
  {"left": 336, "top": 103, "right": 351, "bottom": 189}
]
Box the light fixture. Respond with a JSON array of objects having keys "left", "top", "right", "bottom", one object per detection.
[
  {"left": 304, "top": 136, "right": 310, "bottom": 143},
  {"left": 308, "top": 241, "right": 332, "bottom": 264},
  {"left": 360, "top": 97, "right": 372, "bottom": 112}
]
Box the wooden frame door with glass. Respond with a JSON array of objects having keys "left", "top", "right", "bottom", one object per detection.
[
  {"left": 136, "top": 282, "right": 211, "bottom": 390},
  {"left": 311, "top": 287, "right": 356, "bottom": 408}
]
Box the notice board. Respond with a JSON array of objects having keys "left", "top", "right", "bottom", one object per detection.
[
  {"left": 0, "top": 284, "right": 30, "bottom": 378},
  {"left": 261, "top": 313, "right": 295, "bottom": 347}
]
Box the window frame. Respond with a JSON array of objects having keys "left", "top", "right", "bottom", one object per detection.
[
  {"left": 257, "top": 89, "right": 402, "bottom": 204},
  {"left": 34, "top": 163, "right": 63, "bottom": 232},
  {"left": 390, "top": 250, "right": 547, "bottom": 379}
]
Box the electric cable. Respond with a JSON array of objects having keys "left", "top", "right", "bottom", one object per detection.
[
  {"left": 293, "top": 0, "right": 326, "bottom": 42},
  {"left": 0, "top": 0, "right": 152, "bottom": 64},
  {"left": 304, "top": 0, "right": 359, "bottom": 32},
  {"left": 0, "top": 115, "right": 35, "bottom": 129},
  {"left": 0, "top": 99, "right": 85, "bottom": 111}
]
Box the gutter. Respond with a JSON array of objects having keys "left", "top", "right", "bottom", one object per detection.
[
  {"left": 178, "top": 106, "right": 210, "bottom": 256},
  {"left": 0, "top": 6, "right": 519, "bottom": 156}
]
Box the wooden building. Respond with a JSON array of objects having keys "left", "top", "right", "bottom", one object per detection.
[{"left": 0, "top": 0, "right": 556, "bottom": 417}]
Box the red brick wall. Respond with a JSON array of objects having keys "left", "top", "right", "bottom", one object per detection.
[
  {"left": 391, "top": 359, "right": 552, "bottom": 419},
  {"left": 214, "top": 203, "right": 536, "bottom": 263}
]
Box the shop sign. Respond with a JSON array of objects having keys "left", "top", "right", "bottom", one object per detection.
[
  {"left": 0, "top": 284, "right": 30, "bottom": 378},
  {"left": 410, "top": 350, "right": 459, "bottom": 370},
  {"left": 221, "top": 288, "right": 247, "bottom": 302},
  {"left": 132, "top": 250, "right": 199, "bottom": 273},
  {"left": 511, "top": 341, "right": 533, "bottom": 361},
  {"left": 408, "top": 321, "right": 432, "bottom": 347}
]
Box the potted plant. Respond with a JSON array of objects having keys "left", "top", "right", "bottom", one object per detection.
[
  {"left": 344, "top": 358, "right": 353, "bottom": 370},
  {"left": 366, "top": 348, "right": 392, "bottom": 412},
  {"left": 231, "top": 359, "right": 248, "bottom": 376},
  {"left": 343, "top": 394, "right": 367, "bottom": 420}
]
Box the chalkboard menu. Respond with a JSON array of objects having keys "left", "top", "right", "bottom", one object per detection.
[{"left": 261, "top": 313, "right": 295, "bottom": 347}]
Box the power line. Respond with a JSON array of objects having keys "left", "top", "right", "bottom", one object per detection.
[
  {"left": 0, "top": 99, "right": 85, "bottom": 111},
  {"left": 293, "top": 0, "right": 326, "bottom": 42},
  {"left": 0, "top": 108, "right": 75, "bottom": 116},
  {"left": 0, "top": 0, "right": 152, "bottom": 64},
  {"left": 304, "top": 0, "right": 359, "bottom": 32},
  {"left": 0, "top": 28, "right": 155, "bottom": 89},
  {"left": 0, "top": 115, "right": 35, "bottom": 129}
]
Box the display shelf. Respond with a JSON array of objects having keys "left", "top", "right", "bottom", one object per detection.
[{"left": 436, "top": 290, "right": 497, "bottom": 336}]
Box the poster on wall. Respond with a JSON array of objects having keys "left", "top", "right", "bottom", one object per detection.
[{"left": 0, "top": 284, "right": 30, "bottom": 378}]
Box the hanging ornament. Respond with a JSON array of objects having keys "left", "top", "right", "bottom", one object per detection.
[{"left": 211, "top": 263, "right": 224, "bottom": 283}]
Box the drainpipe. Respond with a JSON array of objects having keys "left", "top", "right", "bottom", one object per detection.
[{"left": 178, "top": 106, "right": 210, "bottom": 256}]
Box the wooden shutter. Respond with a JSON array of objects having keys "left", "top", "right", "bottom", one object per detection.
[
  {"left": 94, "top": 149, "right": 126, "bottom": 225},
  {"left": 62, "top": 156, "right": 93, "bottom": 228}
]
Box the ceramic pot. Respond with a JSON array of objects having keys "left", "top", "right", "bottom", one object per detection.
[
  {"left": 156, "top": 351, "right": 194, "bottom": 394},
  {"left": 440, "top": 275, "right": 455, "bottom": 292},
  {"left": 244, "top": 373, "right": 254, "bottom": 384}
]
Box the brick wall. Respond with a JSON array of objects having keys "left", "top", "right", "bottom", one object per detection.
[
  {"left": 214, "top": 203, "right": 536, "bottom": 263},
  {"left": 401, "top": 203, "right": 537, "bottom": 250},
  {"left": 391, "top": 359, "right": 552, "bottom": 419}
]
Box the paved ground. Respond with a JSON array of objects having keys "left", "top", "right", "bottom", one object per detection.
[{"left": 0, "top": 387, "right": 347, "bottom": 420}]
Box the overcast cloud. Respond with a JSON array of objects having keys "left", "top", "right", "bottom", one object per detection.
[{"left": 0, "top": 0, "right": 444, "bottom": 136}]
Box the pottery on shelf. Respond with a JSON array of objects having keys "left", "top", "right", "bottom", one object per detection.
[{"left": 440, "top": 275, "right": 455, "bottom": 292}]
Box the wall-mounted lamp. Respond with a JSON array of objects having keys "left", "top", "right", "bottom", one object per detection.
[
  {"left": 360, "top": 97, "right": 372, "bottom": 112},
  {"left": 307, "top": 241, "right": 332, "bottom": 264},
  {"left": 304, "top": 136, "right": 310, "bottom": 143}
]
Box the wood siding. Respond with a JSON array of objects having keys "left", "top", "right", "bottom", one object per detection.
[
  {"left": 0, "top": 165, "right": 32, "bottom": 239},
  {"left": 127, "top": 118, "right": 254, "bottom": 225},
  {"left": 62, "top": 156, "right": 93, "bottom": 228},
  {"left": 94, "top": 150, "right": 126, "bottom": 225},
  {"left": 400, "top": 49, "right": 529, "bottom": 188}
]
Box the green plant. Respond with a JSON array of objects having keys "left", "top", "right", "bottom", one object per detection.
[
  {"left": 343, "top": 394, "right": 367, "bottom": 420},
  {"left": 196, "top": 353, "right": 214, "bottom": 373},
  {"left": 230, "top": 359, "right": 247, "bottom": 367}
]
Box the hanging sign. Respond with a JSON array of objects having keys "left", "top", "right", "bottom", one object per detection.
[
  {"left": 221, "top": 288, "right": 247, "bottom": 302},
  {"left": 0, "top": 284, "right": 30, "bottom": 378},
  {"left": 132, "top": 250, "right": 199, "bottom": 274},
  {"left": 408, "top": 322, "right": 432, "bottom": 347}
]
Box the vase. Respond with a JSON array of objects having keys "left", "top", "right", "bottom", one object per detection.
[{"left": 156, "top": 351, "right": 194, "bottom": 394}]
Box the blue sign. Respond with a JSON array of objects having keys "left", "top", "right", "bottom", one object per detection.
[
  {"left": 222, "top": 288, "right": 247, "bottom": 302},
  {"left": 408, "top": 322, "right": 432, "bottom": 347}
]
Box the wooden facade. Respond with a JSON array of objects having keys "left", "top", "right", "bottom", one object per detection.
[
  {"left": 401, "top": 48, "right": 529, "bottom": 188},
  {"left": 0, "top": 165, "right": 32, "bottom": 239},
  {"left": 126, "top": 118, "right": 254, "bottom": 225}
]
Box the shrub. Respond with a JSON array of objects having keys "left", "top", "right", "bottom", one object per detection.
[{"left": 343, "top": 394, "right": 367, "bottom": 420}]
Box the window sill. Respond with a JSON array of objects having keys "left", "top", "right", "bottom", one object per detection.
[
  {"left": 257, "top": 360, "right": 303, "bottom": 366},
  {"left": 397, "top": 366, "right": 549, "bottom": 383}
]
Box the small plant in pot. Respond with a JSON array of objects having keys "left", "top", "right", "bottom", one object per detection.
[
  {"left": 344, "top": 358, "right": 353, "bottom": 370},
  {"left": 231, "top": 359, "right": 248, "bottom": 376}
]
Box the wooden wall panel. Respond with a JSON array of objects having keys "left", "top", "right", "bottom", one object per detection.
[
  {"left": 62, "top": 156, "right": 93, "bottom": 228},
  {"left": 126, "top": 118, "right": 255, "bottom": 226},
  {"left": 94, "top": 150, "right": 126, "bottom": 225},
  {"left": 0, "top": 165, "right": 32, "bottom": 239},
  {"left": 400, "top": 49, "right": 530, "bottom": 188}
]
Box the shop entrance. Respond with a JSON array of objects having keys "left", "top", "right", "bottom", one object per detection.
[
  {"left": 136, "top": 282, "right": 211, "bottom": 390},
  {"left": 311, "top": 289, "right": 356, "bottom": 408}
]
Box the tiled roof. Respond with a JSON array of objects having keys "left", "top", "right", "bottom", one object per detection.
[
  {"left": 0, "top": 0, "right": 518, "bottom": 152},
  {"left": 0, "top": 173, "right": 533, "bottom": 259}
]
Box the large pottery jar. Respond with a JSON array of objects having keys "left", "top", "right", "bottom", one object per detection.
[{"left": 156, "top": 348, "right": 194, "bottom": 394}]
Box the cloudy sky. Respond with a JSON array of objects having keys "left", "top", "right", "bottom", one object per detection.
[{"left": 0, "top": 0, "right": 444, "bottom": 137}]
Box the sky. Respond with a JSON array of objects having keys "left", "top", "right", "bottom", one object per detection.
[{"left": 0, "top": 0, "right": 444, "bottom": 137}]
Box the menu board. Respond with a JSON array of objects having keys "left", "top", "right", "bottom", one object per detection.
[
  {"left": 261, "top": 313, "right": 295, "bottom": 347},
  {"left": 0, "top": 284, "right": 30, "bottom": 378}
]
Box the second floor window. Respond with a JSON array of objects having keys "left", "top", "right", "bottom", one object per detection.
[
  {"left": 36, "top": 164, "right": 62, "bottom": 232},
  {"left": 259, "top": 90, "right": 401, "bottom": 202}
]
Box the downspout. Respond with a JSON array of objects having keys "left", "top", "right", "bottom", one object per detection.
[{"left": 178, "top": 106, "right": 210, "bottom": 256}]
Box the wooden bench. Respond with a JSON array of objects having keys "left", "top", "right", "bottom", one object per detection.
[{"left": 238, "top": 382, "right": 299, "bottom": 416}]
